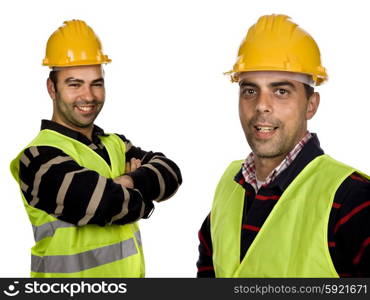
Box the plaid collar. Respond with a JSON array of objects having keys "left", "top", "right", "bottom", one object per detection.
[{"left": 242, "top": 132, "right": 312, "bottom": 192}]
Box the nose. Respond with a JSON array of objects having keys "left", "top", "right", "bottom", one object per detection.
[
  {"left": 80, "top": 85, "right": 94, "bottom": 101},
  {"left": 255, "top": 91, "right": 272, "bottom": 113}
]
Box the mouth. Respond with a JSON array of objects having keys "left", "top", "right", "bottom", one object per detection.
[
  {"left": 255, "top": 126, "right": 278, "bottom": 132},
  {"left": 75, "top": 104, "right": 96, "bottom": 114},
  {"left": 254, "top": 125, "right": 278, "bottom": 138}
]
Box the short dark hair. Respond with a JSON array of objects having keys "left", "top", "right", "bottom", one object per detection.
[
  {"left": 49, "top": 70, "right": 58, "bottom": 92},
  {"left": 303, "top": 83, "right": 314, "bottom": 99}
]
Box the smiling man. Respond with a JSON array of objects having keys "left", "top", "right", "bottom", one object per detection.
[
  {"left": 49, "top": 66, "right": 105, "bottom": 134},
  {"left": 10, "top": 20, "right": 182, "bottom": 277},
  {"left": 197, "top": 14, "right": 370, "bottom": 277},
  {"left": 50, "top": 66, "right": 106, "bottom": 134}
]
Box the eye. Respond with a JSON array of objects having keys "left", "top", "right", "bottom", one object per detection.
[
  {"left": 92, "top": 82, "right": 104, "bottom": 87},
  {"left": 275, "top": 88, "right": 289, "bottom": 97},
  {"left": 241, "top": 88, "right": 257, "bottom": 97},
  {"left": 68, "top": 83, "right": 81, "bottom": 88}
]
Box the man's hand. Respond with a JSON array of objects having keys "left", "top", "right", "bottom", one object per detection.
[
  {"left": 114, "top": 175, "right": 134, "bottom": 189},
  {"left": 126, "top": 158, "right": 141, "bottom": 173},
  {"left": 113, "top": 158, "right": 141, "bottom": 189}
]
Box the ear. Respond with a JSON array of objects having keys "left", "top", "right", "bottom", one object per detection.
[
  {"left": 306, "top": 92, "right": 320, "bottom": 120},
  {"left": 47, "top": 78, "right": 56, "bottom": 100}
]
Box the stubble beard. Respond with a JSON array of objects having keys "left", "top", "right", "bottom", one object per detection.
[
  {"left": 245, "top": 123, "right": 306, "bottom": 160},
  {"left": 246, "top": 133, "right": 288, "bottom": 159},
  {"left": 55, "top": 94, "right": 103, "bottom": 129},
  {"left": 244, "top": 116, "right": 284, "bottom": 159}
]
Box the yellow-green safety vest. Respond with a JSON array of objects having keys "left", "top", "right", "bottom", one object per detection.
[
  {"left": 10, "top": 129, "right": 145, "bottom": 278},
  {"left": 211, "top": 154, "right": 369, "bottom": 277}
]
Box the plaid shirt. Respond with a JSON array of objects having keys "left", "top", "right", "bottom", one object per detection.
[{"left": 242, "top": 132, "right": 312, "bottom": 192}]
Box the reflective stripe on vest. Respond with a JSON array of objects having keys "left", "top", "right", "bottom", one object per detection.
[
  {"left": 211, "top": 154, "right": 370, "bottom": 277},
  {"left": 10, "top": 129, "right": 145, "bottom": 277},
  {"left": 134, "top": 230, "right": 142, "bottom": 247},
  {"left": 33, "top": 220, "right": 74, "bottom": 242},
  {"left": 31, "top": 238, "right": 137, "bottom": 273}
]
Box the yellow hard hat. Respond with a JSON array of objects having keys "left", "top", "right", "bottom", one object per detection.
[
  {"left": 42, "top": 20, "right": 111, "bottom": 68},
  {"left": 226, "top": 14, "right": 327, "bottom": 86}
]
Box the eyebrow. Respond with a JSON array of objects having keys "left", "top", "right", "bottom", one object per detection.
[
  {"left": 65, "top": 77, "right": 84, "bottom": 84},
  {"left": 92, "top": 78, "right": 104, "bottom": 84},
  {"left": 239, "top": 81, "right": 259, "bottom": 88},
  {"left": 269, "top": 81, "right": 296, "bottom": 90},
  {"left": 64, "top": 77, "right": 104, "bottom": 84},
  {"left": 239, "top": 80, "right": 297, "bottom": 90}
]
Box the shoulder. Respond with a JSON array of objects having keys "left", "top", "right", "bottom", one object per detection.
[
  {"left": 319, "top": 156, "right": 370, "bottom": 210},
  {"left": 333, "top": 172, "right": 370, "bottom": 225},
  {"left": 21, "top": 145, "right": 67, "bottom": 161},
  {"left": 113, "top": 133, "right": 133, "bottom": 152},
  {"left": 221, "top": 160, "right": 244, "bottom": 178},
  {"left": 114, "top": 133, "right": 129, "bottom": 143},
  {"left": 337, "top": 172, "right": 370, "bottom": 201},
  {"left": 18, "top": 145, "right": 71, "bottom": 172}
]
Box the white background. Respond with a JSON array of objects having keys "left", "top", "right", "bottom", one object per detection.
[{"left": 0, "top": 0, "right": 369, "bottom": 277}]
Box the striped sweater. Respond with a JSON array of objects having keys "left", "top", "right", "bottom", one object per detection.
[{"left": 18, "top": 120, "right": 182, "bottom": 226}]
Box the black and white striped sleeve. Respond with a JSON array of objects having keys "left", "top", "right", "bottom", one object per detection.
[
  {"left": 18, "top": 146, "right": 154, "bottom": 226},
  {"left": 118, "top": 135, "right": 182, "bottom": 203}
]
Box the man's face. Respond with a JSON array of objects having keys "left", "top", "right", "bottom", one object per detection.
[
  {"left": 238, "top": 72, "right": 319, "bottom": 160},
  {"left": 48, "top": 65, "right": 105, "bottom": 131}
]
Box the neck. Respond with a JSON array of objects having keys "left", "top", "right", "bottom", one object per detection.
[
  {"left": 254, "top": 155, "right": 285, "bottom": 181},
  {"left": 253, "top": 131, "right": 309, "bottom": 181},
  {"left": 75, "top": 126, "right": 94, "bottom": 141},
  {"left": 51, "top": 116, "right": 94, "bottom": 141}
]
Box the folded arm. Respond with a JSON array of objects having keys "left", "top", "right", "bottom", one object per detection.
[
  {"left": 19, "top": 136, "right": 182, "bottom": 226},
  {"left": 119, "top": 134, "right": 182, "bottom": 202}
]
